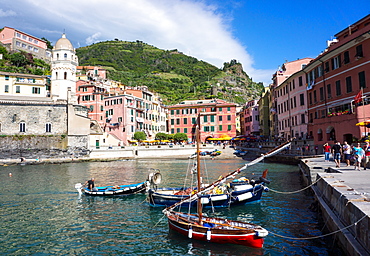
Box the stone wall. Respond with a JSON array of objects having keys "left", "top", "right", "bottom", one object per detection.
[{"left": 0, "top": 135, "right": 89, "bottom": 159}]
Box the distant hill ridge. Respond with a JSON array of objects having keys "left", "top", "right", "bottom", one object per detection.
[{"left": 76, "top": 40, "right": 264, "bottom": 105}]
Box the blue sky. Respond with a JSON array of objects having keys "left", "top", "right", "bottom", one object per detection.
[{"left": 0, "top": 0, "right": 369, "bottom": 86}]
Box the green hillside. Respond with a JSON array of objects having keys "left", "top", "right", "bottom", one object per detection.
[{"left": 76, "top": 40, "right": 264, "bottom": 105}]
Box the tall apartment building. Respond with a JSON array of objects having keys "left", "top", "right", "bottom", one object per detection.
[
  {"left": 167, "top": 99, "right": 237, "bottom": 143},
  {"left": 104, "top": 86, "right": 166, "bottom": 145},
  {"left": 270, "top": 58, "right": 313, "bottom": 138},
  {"left": 0, "top": 26, "right": 51, "bottom": 62},
  {"left": 304, "top": 14, "right": 370, "bottom": 145}
]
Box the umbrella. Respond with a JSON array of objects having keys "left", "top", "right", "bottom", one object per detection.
[{"left": 356, "top": 120, "right": 370, "bottom": 128}]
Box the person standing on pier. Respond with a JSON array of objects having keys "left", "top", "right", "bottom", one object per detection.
[
  {"left": 332, "top": 141, "right": 342, "bottom": 168},
  {"left": 352, "top": 143, "right": 365, "bottom": 170},
  {"left": 323, "top": 142, "right": 331, "bottom": 162},
  {"left": 362, "top": 141, "right": 370, "bottom": 170},
  {"left": 342, "top": 141, "right": 352, "bottom": 167}
]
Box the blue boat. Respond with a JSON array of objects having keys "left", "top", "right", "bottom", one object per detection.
[{"left": 147, "top": 170, "right": 269, "bottom": 207}]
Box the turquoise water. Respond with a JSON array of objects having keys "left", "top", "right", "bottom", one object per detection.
[{"left": 0, "top": 159, "right": 333, "bottom": 255}]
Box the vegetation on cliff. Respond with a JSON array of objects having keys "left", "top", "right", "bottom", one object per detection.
[{"left": 76, "top": 40, "right": 264, "bottom": 105}]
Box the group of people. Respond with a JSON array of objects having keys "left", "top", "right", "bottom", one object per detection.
[{"left": 323, "top": 140, "right": 370, "bottom": 170}]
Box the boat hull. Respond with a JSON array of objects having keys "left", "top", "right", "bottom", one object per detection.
[
  {"left": 148, "top": 183, "right": 266, "bottom": 207},
  {"left": 83, "top": 182, "right": 147, "bottom": 196},
  {"left": 166, "top": 212, "right": 266, "bottom": 248}
]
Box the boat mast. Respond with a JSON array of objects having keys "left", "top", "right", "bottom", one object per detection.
[{"left": 196, "top": 114, "right": 202, "bottom": 224}]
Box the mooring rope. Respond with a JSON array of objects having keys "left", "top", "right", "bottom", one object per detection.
[
  {"left": 268, "top": 177, "right": 323, "bottom": 194},
  {"left": 268, "top": 214, "right": 367, "bottom": 240}
]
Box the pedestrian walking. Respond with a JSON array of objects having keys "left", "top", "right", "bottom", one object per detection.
[
  {"left": 323, "top": 142, "right": 331, "bottom": 162},
  {"left": 342, "top": 141, "right": 352, "bottom": 167},
  {"left": 353, "top": 143, "right": 365, "bottom": 170},
  {"left": 331, "top": 141, "right": 342, "bottom": 168}
]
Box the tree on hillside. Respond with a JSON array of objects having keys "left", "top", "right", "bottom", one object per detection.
[{"left": 9, "top": 52, "right": 28, "bottom": 67}]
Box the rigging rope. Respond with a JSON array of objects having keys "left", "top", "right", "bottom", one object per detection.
[
  {"left": 268, "top": 177, "right": 323, "bottom": 194},
  {"left": 268, "top": 214, "right": 368, "bottom": 240}
]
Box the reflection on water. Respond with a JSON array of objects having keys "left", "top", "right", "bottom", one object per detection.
[{"left": 0, "top": 159, "right": 332, "bottom": 255}]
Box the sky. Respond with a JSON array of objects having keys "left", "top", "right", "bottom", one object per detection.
[{"left": 1, "top": 0, "right": 369, "bottom": 86}]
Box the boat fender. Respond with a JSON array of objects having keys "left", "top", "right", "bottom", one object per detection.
[
  {"left": 236, "top": 192, "right": 253, "bottom": 201},
  {"left": 264, "top": 186, "right": 269, "bottom": 192},
  {"left": 256, "top": 229, "right": 269, "bottom": 237},
  {"left": 206, "top": 229, "right": 211, "bottom": 241},
  {"left": 188, "top": 226, "right": 193, "bottom": 238}
]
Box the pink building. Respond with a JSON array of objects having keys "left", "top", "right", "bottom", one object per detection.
[
  {"left": 240, "top": 100, "right": 260, "bottom": 136},
  {"left": 0, "top": 26, "right": 51, "bottom": 61},
  {"left": 271, "top": 58, "right": 313, "bottom": 138},
  {"left": 104, "top": 87, "right": 166, "bottom": 145},
  {"left": 167, "top": 99, "right": 237, "bottom": 143}
]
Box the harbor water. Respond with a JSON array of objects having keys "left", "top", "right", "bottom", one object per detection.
[{"left": 0, "top": 158, "right": 335, "bottom": 255}]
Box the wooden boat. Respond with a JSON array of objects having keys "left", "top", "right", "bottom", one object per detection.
[
  {"left": 75, "top": 181, "right": 148, "bottom": 196},
  {"left": 162, "top": 117, "right": 292, "bottom": 248},
  {"left": 75, "top": 170, "right": 161, "bottom": 196},
  {"left": 148, "top": 170, "right": 269, "bottom": 207}
]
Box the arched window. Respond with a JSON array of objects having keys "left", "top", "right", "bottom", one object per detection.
[
  {"left": 46, "top": 123, "right": 52, "bottom": 133},
  {"left": 317, "top": 129, "right": 323, "bottom": 141},
  {"left": 19, "top": 122, "right": 26, "bottom": 133},
  {"left": 64, "top": 72, "right": 67, "bottom": 80},
  {"left": 55, "top": 72, "right": 58, "bottom": 80},
  {"left": 64, "top": 53, "right": 67, "bottom": 59},
  {"left": 56, "top": 53, "right": 59, "bottom": 60}
]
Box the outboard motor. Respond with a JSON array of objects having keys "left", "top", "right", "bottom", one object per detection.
[{"left": 74, "top": 183, "right": 83, "bottom": 195}]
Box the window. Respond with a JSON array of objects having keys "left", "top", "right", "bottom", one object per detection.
[
  {"left": 177, "top": 128, "right": 180, "bottom": 133},
  {"left": 327, "top": 84, "right": 332, "bottom": 98},
  {"left": 355, "top": 45, "right": 363, "bottom": 58},
  {"left": 4, "top": 85, "right": 9, "bottom": 93},
  {"left": 170, "top": 119, "right": 174, "bottom": 125},
  {"left": 210, "top": 115, "right": 215, "bottom": 122},
  {"left": 203, "top": 115, "right": 208, "bottom": 122},
  {"left": 345, "top": 76, "right": 352, "bottom": 93},
  {"left": 319, "top": 87, "right": 324, "bottom": 101},
  {"left": 219, "top": 125, "right": 222, "bottom": 131},
  {"left": 192, "top": 117, "right": 196, "bottom": 124},
  {"left": 46, "top": 123, "right": 52, "bottom": 133},
  {"left": 64, "top": 72, "right": 67, "bottom": 80},
  {"left": 5, "top": 75, "right": 9, "bottom": 80},
  {"left": 32, "top": 87, "right": 41, "bottom": 94},
  {"left": 184, "top": 128, "right": 188, "bottom": 133},
  {"left": 325, "top": 62, "right": 330, "bottom": 73},
  {"left": 299, "top": 93, "right": 304, "bottom": 106},
  {"left": 335, "top": 80, "right": 341, "bottom": 96},
  {"left": 64, "top": 53, "right": 67, "bottom": 59},
  {"left": 331, "top": 55, "right": 341, "bottom": 70},
  {"left": 20, "top": 122, "right": 26, "bottom": 132},
  {"left": 313, "top": 90, "right": 317, "bottom": 103},
  {"left": 227, "top": 115, "right": 231, "bottom": 121},
  {"left": 204, "top": 126, "right": 210, "bottom": 132},
  {"left": 227, "top": 125, "right": 231, "bottom": 131},
  {"left": 219, "top": 116, "right": 222, "bottom": 121},
  {"left": 344, "top": 51, "right": 350, "bottom": 64},
  {"left": 183, "top": 118, "right": 187, "bottom": 125},
  {"left": 176, "top": 119, "right": 180, "bottom": 125},
  {"left": 227, "top": 107, "right": 231, "bottom": 111},
  {"left": 359, "top": 71, "right": 366, "bottom": 89},
  {"left": 16, "top": 86, "right": 20, "bottom": 93}
]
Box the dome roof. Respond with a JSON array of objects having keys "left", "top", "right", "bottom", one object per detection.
[{"left": 54, "top": 33, "right": 74, "bottom": 51}]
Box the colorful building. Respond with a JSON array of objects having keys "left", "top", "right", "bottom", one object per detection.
[
  {"left": 0, "top": 26, "right": 51, "bottom": 62},
  {"left": 167, "top": 99, "right": 237, "bottom": 143},
  {"left": 239, "top": 100, "right": 260, "bottom": 136},
  {"left": 304, "top": 14, "right": 370, "bottom": 145}
]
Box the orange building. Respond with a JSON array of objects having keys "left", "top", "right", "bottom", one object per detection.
[
  {"left": 305, "top": 14, "right": 370, "bottom": 145},
  {"left": 167, "top": 99, "right": 237, "bottom": 143}
]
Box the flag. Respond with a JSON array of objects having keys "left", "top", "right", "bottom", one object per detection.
[{"left": 354, "top": 90, "right": 363, "bottom": 104}]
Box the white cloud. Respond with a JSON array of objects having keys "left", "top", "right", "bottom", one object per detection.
[
  {"left": 10, "top": 0, "right": 273, "bottom": 85},
  {"left": 86, "top": 32, "right": 102, "bottom": 46},
  {"left": 0, "top": 9, "right": 16, "bottom": 17}
]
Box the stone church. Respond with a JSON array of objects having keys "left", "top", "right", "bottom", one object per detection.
[{"left": 0, "top": 33, "right": 90, "bottom": 159}]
